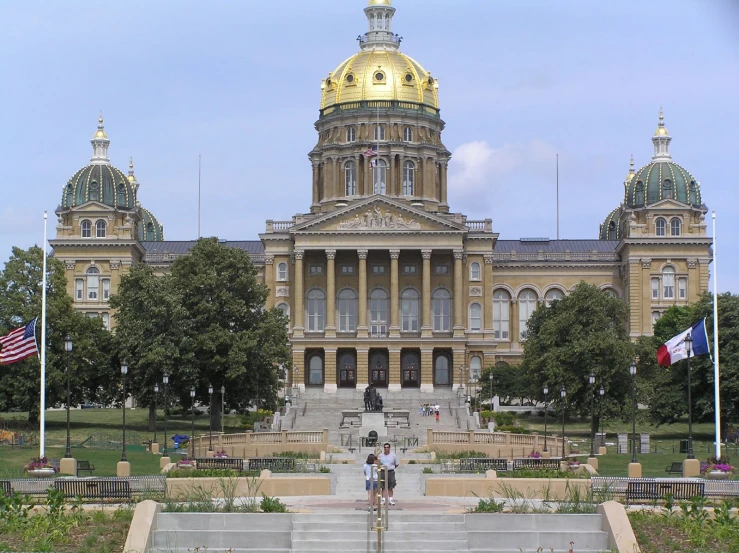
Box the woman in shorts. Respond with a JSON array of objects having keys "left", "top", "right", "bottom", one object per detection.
[{"left": 363, "top": 454, "right": 379, "bottom": 510}]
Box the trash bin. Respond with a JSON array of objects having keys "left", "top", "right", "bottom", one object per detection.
[{"left": 679, "top": 439, "right": 690, "bottom": 454}]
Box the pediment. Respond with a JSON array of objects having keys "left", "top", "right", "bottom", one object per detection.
[
  {"left": 72, "top": 201, "right": 116, "bottom": 212},
  {"left": 292, "top": 196, "right": 467, "bottom": 233},
  {"left": 649, "top": 198, "right": 690, "bottom": 210}
]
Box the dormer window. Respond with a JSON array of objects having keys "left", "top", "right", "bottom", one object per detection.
[
  {"left": 89, "top": 182, "right": 99, "bottom": 202},
  {"left": 662, "top": 179, "right": 673, "bottom": 199},
  {"left": 607, "top": 221, "right": 616, "bottom": 240},
  {"left": 635, "top": 182, "right": 644, "bottom": 205}
]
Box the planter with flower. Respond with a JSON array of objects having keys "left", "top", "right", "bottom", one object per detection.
[
  {"left": 23, "top": 456, "right": 58, "bottom": 477},
  {"left": 527, "top": 451, "right": 541, "bottom": 459},
  {"left": 176, "top": 458, "right": 196, "bottom": 470},
  {"left": 567, "top": 459, "right": 581, "bottom": 471},
  {"left": 213, "top": 451, "right": 229, "bottom": 458},
  {"left": 701, "top": 458, "right": 734, "bottom": 480}
]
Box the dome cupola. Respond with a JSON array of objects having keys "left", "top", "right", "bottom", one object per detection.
[
  {"left": 137, "top": 207, "right": 164, "bottom": 242},
  {"left": 599, "top": 206, "right": 623, "bottom": 240}
]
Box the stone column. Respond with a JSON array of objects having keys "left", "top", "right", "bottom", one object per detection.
[
  {"left": 421, "top": 249, "right": 432, "bottom": 337},
  {"left": 325, "top": 250, "right": 336, "bottom": 338},
  {"left": 440, "top": 160, "right": 449, "bottom": 206},
  {"left": 389, "top": 155, "right": 396, "bottom": 196},
  {"left": 453, "top": 250, "right": 464, "bottom": 337},
  {"left": 421, "top": 348, "right": 434, "bottom": 393},
  {"left": 324, "top": 349, "right": 337, "bottom": 393},
  {"left": 292, "top": 348, "right": 305, "bottom": 392},
  {"left": 453, "top": 349, "right": 467, "bottom": 389},
  {"left": 311, "top": 162, "right": 319, "bottom": 206},
  {"left": 364, "top": 156, "right": 372, "bottom": 196},
  {"left": 293, "top": 250, "right": 305, "bottom": 338},
  {"left": 389, "top": 249, "right": 400, "bottom": 338},
  {"left": 510, "top": 298, "right": 519, "bottom": 347},
  {"left": 389, "top": 349, "right": 401, "bottom": 392},
  {"left": 358, "top": 250, "right": 369, "bottom": 338},
  {"left": 636, "top": 258, "right": 649, "bottom": 337},
  {"left": 483, "top": 254, "right": 494, "bottom": 339},
  {"left": 357, "top": 348, "right": 369, "bottom": 389},
  {"left": 264, "top": 255, "right": 275, "bottom": 309}
]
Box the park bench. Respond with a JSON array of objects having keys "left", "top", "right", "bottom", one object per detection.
[
  {"left": 459, "top": 458, "right": 509, "bottom": 472},
  {"left": 54, "top": 479, "right": 132, "bottom": 501},
  {"left": 625, "top": 480, "right": 704, "bottom": 505},
  {"left": 247, "top": 457, "right": 296, "bottom": 472},
  {"left": 512, "top": 458, "right": 562, "bottom": 471},
  {"left": 76, "top": 460, "right": 96, "bottom": 476},
  {"left": 665, "top": 462, "right": 683, "bottom": 475},
  {"left": 192, "top": 457, "right": 244, "bottom": 471},
  {"left": 1, "top": 480, "right": 11, "bottom": 496}
]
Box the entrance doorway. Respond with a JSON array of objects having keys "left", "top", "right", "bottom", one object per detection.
[
  {"left": 401, "top": 350, "right": 420, "bottom": 388},
  {"left": 337, "top": 351, "right": 357, "bottom": 388},
  {"left": 433, "top": 350, "right": 452, "bottom": 386},
  {"left": 369, "top": 350, "right": 389, "bottom": 388}
]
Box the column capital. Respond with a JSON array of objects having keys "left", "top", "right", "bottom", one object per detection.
[
  {"left": 640, "top": 258, "right": 651, "bottom": 269},
  {"left": 293, "top": 250, "right": 305, "bottom": 261},
  {"left": 264, "top": 255, "right": 275, "bottom": 265},
  {"left": 483, "top": 254, "right": 494, "bottom": 265},
  {"left": 453, "top": 250, "right": 464, "bottom": 260},
  {"left": 687, "top": 258, "right": 697, "bottom": 268},
  {"left": 358, "top": 249, "right": 369, "bottom": 260},
  {"left": 389, "top": 249, "right": 400, "bottom": 260},
  {"left": 326, "top": 249, "right": 336, "bottom": 260},
  {"left": 421, "top": 249, "right": 432, "bottom": 260}
]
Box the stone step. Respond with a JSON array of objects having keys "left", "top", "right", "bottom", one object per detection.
[
  {"left": 151, "top": 549, "right": 290, "bottom": 553},
  {"left": 465, "top": 513, "right": 604, "bottom": 531},
  {"left": 154, "top": 512, "right": 291, "bottom": 530},
  {"left": 468, "top": 531, "right": 608, "bottom": 552},
  {"left": 151, "top": 530, "right": 292, "bottom": 549},
  {"left": 292, "top": 529, "right": 467, "bottom": 541},
  {"left": 290, "top": 539, "right": 468, "bottom": 551}
]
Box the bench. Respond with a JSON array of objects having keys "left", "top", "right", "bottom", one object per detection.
[
  {"left": 459, "top": 458, "right": 509, "bottom": 472},
  {"left": 665, "top": 462, "right": 683, "bottom": 475},
  {"left": 247, "top": 457, "right": 296, "bottom": 472},
  {"left": 512, "top": 458, "right": 562, "bottom": 471},
  {"left": 54, "top": 479, "right": 132, "bottom": 501},
  {"left": 192, "top": 457, "right": 244, "bottom": 471},
  {"left": 625, "top": 480, "right": 705, "bottom": 505},
  {"left": 76, "top": 460, "right": 96, "bottom": 476},
  {"left": 1, "top": 480, "right": 10, "bottom": 496}
]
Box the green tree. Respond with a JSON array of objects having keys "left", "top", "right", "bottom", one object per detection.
[
  {"left": 520, "top": 282, "right": 634, "bottom": 420},
  {"left": 481, "top": 363, "right": 532, "bottom": 406},
  {"left": 0, "top": 246, "right": 113, "bottom": 422}
]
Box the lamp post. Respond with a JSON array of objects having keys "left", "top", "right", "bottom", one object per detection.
[
  {"left": 489, "top": 372, "right": 494, "bottom": 413},
  {"left": 685, "top": 333, "right": 695, "bottom": 459},
  {"left": 458, "top": 365, "right": 464, "bottom": 391},
  {"left": 543, "top": 385, "right": 549, "bottom": 452},
  {"left": 190, "top": 387, "right": 196, "bottom": 458},
  {"left": 153, "top": 383, "right": 159, "bottom": 445},
  {"left": 589, "top": 373, "right": 596, "bottom": 458},
  {"left": 64, "top": 335, "right": 73, "bottom": 458},
  {"left": 629, "top": 361, "right": 637, "bottom": 463},
  {"left": 598, "top": 386, "right": 605, "bottom": 449},
  {"left": 121, "top": 360, "right": 128, "bottom": 462},
  {"left": 560, "top": 386, "right": 567, "bottom": 457},
  {"left": 221, "top": 385, "right": 226, "bottom": 434},
  {"left": 162, "top": 373, "right": 169, "bottom": 457},
  {"left": 208, "top": 383, "right": 214, "bottom": 452}
]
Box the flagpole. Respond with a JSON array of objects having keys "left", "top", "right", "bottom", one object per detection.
[
  {"left": 712, "top": 211, "right": 721, "bottom": 459},
  {"left": 40, "top": 211, "right": 48, "bottom": 458}
]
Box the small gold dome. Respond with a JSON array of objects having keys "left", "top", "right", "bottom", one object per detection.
[
  {"left": 368, "top": 0, "right": 392, "bottom": 5},
  {"left": 654, "top": 107, "right": 669, "bottom": 136},
  {"left": 321, "top": 50, "right": 438, "bottom": 110},
  {"left": 655, "top": 126, "right": 669, "bottom": 136},
  {"left": 93, "top": 113, "right": 108, "bottom": 139}
]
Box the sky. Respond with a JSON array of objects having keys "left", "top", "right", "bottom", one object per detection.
[{"left": 1, "top": 0, "right": 738, "bottom": 291}]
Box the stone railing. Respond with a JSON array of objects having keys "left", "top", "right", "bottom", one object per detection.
[
  {"left": 466, "top": 219, "right": 492, "bottom": 233},
  {"left": 492, "top": 251, "right": 619, "bottom": 263},
  {"left": 265, "top": 220, "right": 295, "bottom": 233},
  {"left": 192, "top": 429, "right": 328, "bottom": 458},
  {"left": 427, "top": 429, "right": 567, "bottom": 459}
]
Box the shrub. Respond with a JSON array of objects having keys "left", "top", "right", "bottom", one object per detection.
[
  {"left": 260, "top": 494, "right": 287, "bottom": 513},
  {"left": 439, "top": 450, "right": 488, "bottom": 459},
  {"left": 422, "top": 467, "right": 434, "bottom": 474}
]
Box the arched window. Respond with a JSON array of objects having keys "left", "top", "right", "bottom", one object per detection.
[
  {"left": 635, "top": 182, "right": 644, "bottom": 205},
  {"left": 86, "top": 267, "right": 100, "bottom": 300},
  {"left": 602, "top": 288, "right": 618, "bottom": 298},
  {"left": 337, "top": 288, "right": 357, "bottom": 332},
  {"left": 400, "top": 288, "right": 420, "bottom": 332},
  {"left": 370, "top": 15, "right": 375, "bottom": 30},
  {"left": 346, "top": 127, "right": 356, "bottom": 143},
  {"left": 493, "top": 290, "right": 510, "bottom": 339},
  {"left": 403, "top": 127, "right": 413, "bottom": 142},
  {"left": 81, "top": 220, "right": 92, "bottom": 238},
  {"left": 607, "top": 221, "right": 616, "bottom": 240},
  {"left": 662, "top": 179, "right": 673, "bottom": 199},
  {"left": 469, "top": 303, "right": 482, "bottom": 331},
  {"left": 402, "top": 160, "right": 414, "bottom": 195},
  {"left": 369, "top": 288, "right": 388, "bottom": 336},
  {"left": 345, "top": 161, "right": 357, "bottom": 196},
  {"left": 95, "top": 219, "right": 106, "bottom": 238},
  {"left": 469, "top": 355, "right": 482, "bottom": 381},
  {"left": 374, "top": 125, "right": 385, "bottom": 141},
  {"left": 89, "top": 182, "right": 99, "bottom": 201},
  {"left": 308, "top": 354, "right": 323, "bottom": 385},
  {"left": 306, "top": 289, "right": 326, "bottom": 331},
  {"left": 434, "top": 352, "right": 450, "bottom": 385},
  {"left": 373, "top": 159, "right": 387, "bottom": 195},
  {"left": 432, "top": 288, "right": 452, "bottom": 332},
  {"left": 544, "top": 289, "right": 564, "bottom": 307},
  {"left": 663, "top": 266, "right": 675, "bottom": 299},
  {"left": 655, "top": 218, "right": 666, "bottom": 236},
  {"left": 518, "top": 290, "right": 537, "bottom": 339},
  {"left": 670, "top": 218, "right": 681, "bottom": 236},
  {"left": 469, "top": 262, "right": 481, "bottom": 281},
  {"left": 276, "top": 302, "right": 289, "bottom": 324},
  {"left": 277, "top": 262, "right": 288, "bottom": 281}
]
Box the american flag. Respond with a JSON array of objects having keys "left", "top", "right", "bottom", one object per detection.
[
  {"left": 362, "top": 146, "right": 378, "bottom": 158},
  {"left": 0, "top": 318, "right": 39, "bottom": 365}
]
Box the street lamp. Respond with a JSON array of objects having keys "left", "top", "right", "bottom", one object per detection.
[
  {"left": 560, "top": 386, "right": 567, "bottom": 458},
  {"left": 543, "top": 385, "right": 549, "bottom": 452},
  {"left": 121, "top": 360, "right": 128, "bottom": 462},
  {"left": 208, "top": 383, "right": 214, "bottom": 452},
  {"left": 153, "top": 383, "right": 159, "bottom": 445},
  {"left": 190, "top": 387, "right": 196, "bottom": 458},
  {"left": 220, "top": 385, "right": 226, "bottom": 434},
  {"left": 64, "top": 335, "right": 73, "bottom": 458},
  {"left": 598, "top": 386, "right": 605, "bottom": 449},
  {"left": 458, "top": 365, "right": 464, "bottom": 391},
  {"left": 629, "top": 361, "right": 637, "bottom": 463},
  {"left": 589, "top": 373, "right": 596, "bottom": 458},
  {"left": 162, "top": 373, "right": 169, "bottom": 457},
  {"left": 685, "top": 333, "right": 695, "bottom": 459},
  {"left": 489, "top": 372, "right": 494, "bottom": 413}
]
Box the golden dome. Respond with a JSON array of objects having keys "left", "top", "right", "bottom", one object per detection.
[
  {"left": 368, "top": 0, "right": 392, "bottom": 5},
  {"left": 93, "top": 113, "right": 108, "bottom": 139},
  {"left": 321, "top": 50, "right": 438, "bottom": 110}
]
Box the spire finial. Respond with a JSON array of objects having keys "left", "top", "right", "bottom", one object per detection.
[
  {"left": 629, "top": 153, "right": 634, "bottom": 173},
  {"left": 90, "top": 112, "right": 110, "bottom": 164},
  {"left": 655, "top": 107, "right": 669, "bottom": 136},
  {"left": 93, "top": 111, "right": 108, "bottom": 140}
]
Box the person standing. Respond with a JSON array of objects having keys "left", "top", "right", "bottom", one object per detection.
[
  {"left": 378, "top": 442, "right": 399, "bottom": 505},
  {"left": 363, "top": 454, "right": 379, "bottom": 510},
  {"left": 435, "top": 409, "right": 440, "bottom": 424}
]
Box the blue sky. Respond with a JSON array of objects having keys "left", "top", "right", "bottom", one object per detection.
[{"left": 1, "top": 0, "right": 738, "bottom": 291}]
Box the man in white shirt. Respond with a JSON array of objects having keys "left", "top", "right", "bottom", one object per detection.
[{"left": 378, "top": 442, "right": 399, "bottom": 505}]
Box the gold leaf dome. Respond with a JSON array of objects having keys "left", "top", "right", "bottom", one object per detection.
[
  {"left": 321, "top": 50, "right": 438, "bottom": 111},
  {"left": 369, "top": 0, "right": 392, "bottom": 5}
]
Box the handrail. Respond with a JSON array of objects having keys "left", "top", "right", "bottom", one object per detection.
[
  {"left": 302, "top": 401, "right": 308, "bottom": 416},
  {"left": 290, "top": 409, "right": 297, "bottom": 429},
  {"left": 447, "top": 400, "right": 452, "bottom": 416}
]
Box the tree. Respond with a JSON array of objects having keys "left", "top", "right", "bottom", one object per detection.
[
  {"left": 520, "top": 282, "right": 634, "bottom": 420},
  {"left": 481, "top": 363, "right": 532, "bottom": 406},
  {"left": 0, "top": 246, "right": 113, "bottom": 422}
]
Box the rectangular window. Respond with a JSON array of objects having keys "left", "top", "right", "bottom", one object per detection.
[
  {"left": 101, "top": 313, "right": 110, "bottom": 330},
  {"left": 340, "top": 264, "right": 355, "bottom": 276},
  {"left": 652, "top": 311, "right": 661, "bottom": 329},
  {"left": 102, "top": 279, "right": 110, "bottom": 301},
  {"left": 663, "top": 274, "right": 675, "bottom": 299},
  {"left": 87, "top": 275, "right": 99, "bottom": 300},
  {"left": 309, "top": 264, "right": 324, "bottom": 276},
  {"left": 678, "top": 278, "right": 687, "bottom": 299},
  {"left": 75, "top": 279, "right": 84, "bottom": 300},
  {"left": 651, "top": 278, "right": 660, "bottom": 300},
  {"left": 434, "top": 264, "right": 449, "bottom": 276},
  {"left": 371, "top": 264, "right": 387, "bottom": 276},
  {"left": 402, "top": 264, "right": 418, "bottom": 276}
]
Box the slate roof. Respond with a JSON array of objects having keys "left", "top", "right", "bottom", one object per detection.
[
  {"left": 493, "top": 239, "right": 619, "bottom": 254},
  {"left": 142, "top": 241, "right": 265, "bottom": 255}
]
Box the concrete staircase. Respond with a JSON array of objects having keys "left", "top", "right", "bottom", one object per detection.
[{"left": 332, "top": 460, "right": 424, "bottom": 499}]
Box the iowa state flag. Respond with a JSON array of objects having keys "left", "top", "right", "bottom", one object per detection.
[{"left": 656, "top": 318, "right": 710, "bottom": 367}]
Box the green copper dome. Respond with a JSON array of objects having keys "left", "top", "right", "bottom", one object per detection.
[
  {"left": 599, "top": 207, "right": 622, "bottom": 240},
  {"left": 61, "top": 164, "right": 137, "bottom": 209},
  {"left": 136, "top": 207, "right": 164, "bottom": 241},
  {"left": 624, "top": 161, "right": 701, "bottom": 208}
]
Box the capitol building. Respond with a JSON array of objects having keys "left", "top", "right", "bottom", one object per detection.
[{"left": 50, "top": 0, "right": 712, "bottom": 394}]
